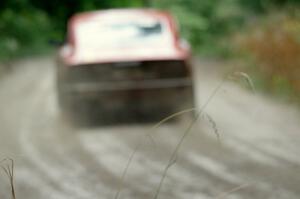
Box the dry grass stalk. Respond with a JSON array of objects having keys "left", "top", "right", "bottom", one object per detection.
[
  {"left": 114, "top": 108, "right": 197, "bottom": 199},
  {"left": 215, "top": 183, "right": 252, "bottom": 199},
  {"left": 116, "top": 72, "right": 252, "bottom": 199},
  {"left": 153, "top": 78, "right": 225, "bottom": 199},
  {"left": 203, "top": 112, "right": 220, "bottom": 140},
  {"left": 1, "top": 158, "right": 16, "bottom": 199}
]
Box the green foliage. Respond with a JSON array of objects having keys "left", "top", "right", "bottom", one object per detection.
[
  {"left": 0, "top": 7, "right": 52, "bottom": 59},
  {"left": 153, "top": 0, "right": 246, "bottom": 56},
  {"left": 153, "top": 0, "right": 299, "bottom": 56}
]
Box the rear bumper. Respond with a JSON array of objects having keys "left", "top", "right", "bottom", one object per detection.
[
  {"left": 63, "top": 78, "right": 193, "bottom": 93},
  {"left": 60, "top": 78, "right": 194, "bottom": 122}
]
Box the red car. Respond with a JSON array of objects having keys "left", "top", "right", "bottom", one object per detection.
[{"left": 56, "top": 9, "right": 194, "bottom": 125}]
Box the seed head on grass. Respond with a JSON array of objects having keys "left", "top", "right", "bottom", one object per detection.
[
  {"left": 1, "top": 158, "right": 16, "bottom": 199},
  {"left": 230, "top": 71, "right": 256, "bottom": 94},
  {"left": 203, "top": 112, "right": 220, "bottom": 141}
]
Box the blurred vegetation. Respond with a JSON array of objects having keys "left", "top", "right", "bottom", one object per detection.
[
  {"left": 154, "top": 0, "right": 300, "bottom": 56},
  {"left": 235, "top": 10, "right": 300, "bottom": 102}
]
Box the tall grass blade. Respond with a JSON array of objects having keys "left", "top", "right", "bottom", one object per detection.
[
  {"left": 153, "top": 78, "right": 225, "bottom": 199},
  {"left": 1, "top": 158, "right": 16, "bottom": 199},
  {"left": 215, "top": 183, "right": 251, "bottom": 199},
  {"left": 114, "top": 108, "right": 197, "bottom": 199}
]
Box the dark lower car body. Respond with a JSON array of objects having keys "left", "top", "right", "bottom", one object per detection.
[{"left": 57, "top": 60, "right": 194, "bottom": 126}]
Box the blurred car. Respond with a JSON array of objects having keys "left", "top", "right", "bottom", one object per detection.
[{"left": 56, "top": 9, "right": 194, "bottom": 125}]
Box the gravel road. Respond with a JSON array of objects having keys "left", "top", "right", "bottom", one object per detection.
[{"left": 0, "top": 56, "right": 299, "bottom": 199}]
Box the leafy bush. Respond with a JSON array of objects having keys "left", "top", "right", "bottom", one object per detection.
[
  {"left": 0, "top": 8, "right": 52, "bottom": 59},
  {"left": 153, "top": 0, "right": 247, "bottom": 56},
  {"left": 153, "top": 0, "right": 300, "bottom": 56},
  {"left": 235, "top": 10, "right": 300, "bottom": 101}
]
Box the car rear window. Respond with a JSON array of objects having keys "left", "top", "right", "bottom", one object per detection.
[{"left": 75, "top": 16, "right": 172, "bottom": 50}]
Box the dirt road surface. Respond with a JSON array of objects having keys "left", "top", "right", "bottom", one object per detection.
[{"left": 0, "top": 57, "right": 299, "bottom": 199}]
